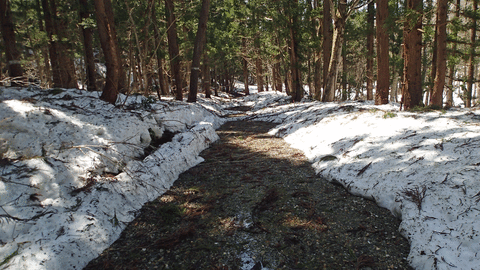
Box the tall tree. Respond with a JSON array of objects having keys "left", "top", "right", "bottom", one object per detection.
[
  {"left": 94, "top": 0, "right": 126, "bottom": 104},
  {"left": 203, "top": 50, "right": 211, "bottom": 98},
  {"left": 375, "top": 0, "right": 389, "bottom": 104},
  {"left": 188, "top": 0, "right": 210, "bottom": 102},
  {"left": 466, "top": 0, "right": 478, "bottom": 108},
  {"left": 314, "top": 0, "right": 332, "bottom": 101},
  {"left": 0, "top": 0, "right": 24, "bottom": 86},
  {"left": 446, "top": 0, "right": 461, "bottom": 107},
  {"left": 78, "top": 0, "right": 97, "bottom": 91},
  {"left": 323, "top": 0, "right": 363, "bottom": 102},
  {"left": 165, "top": 0, "right": 183, "bottom": 101},
  {"left": 402, "top": 0, "right": 423, "bottom": 110},
  {"left": 255, "top": 57, "right": 264, "bottom": 92},
  {"left": 430, "top": 0, "right": 448, "bottom": 107},
  {"left": 151, "top": 0, "right": 169, "bottom": 97},
  {"left": 288, "top": 0, "right": 303, "bottom": 102},
  {"left": 41, "top": 0, "right": 77, "bottom": 89},
  {"left": 366, "top": 1, "right": 374, "bottom": 101},
  {"left": 242, "top": 38, "right": 250, "bottom": 95}
]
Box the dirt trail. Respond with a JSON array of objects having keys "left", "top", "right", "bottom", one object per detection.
[{"left": 85, "top": 120, "right": 412, "bottom": 270}]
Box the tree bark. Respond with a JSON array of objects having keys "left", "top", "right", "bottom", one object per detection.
[
  {"left": 274, "top": 61, "right": 283, "bottom": 92},
  {"left": 188, "top": 0, "right": 210, "bottom": 102},
  {"left": 165, "top": 0, "right": 183, "bottom": 101},
  {"left": 289, "top": 0, "right": 303, "bottom": 102},
  {"left": 375, "top": 0, "right": 389, "bottom": 105},
  {"left": 0, "top": 0, "right": 23, "bottom": 86},
  {"left": 242, "top": 38, "right": 250, "bottom": 95},
  {"left": 323, "top": 0, "right": 347, "bottom": 102},
  {"left": 322, "top": 0, "right": 362, "bottom": 102},
  {"left": 315, "top": 0, "right": 332, "bottom": 100},
  {"left": 466, "top": 0, "right": 478, "bottom": 108},
  {"left": 430, "top": 0, "right": 448, "bottom": 107},
  {"left": 341, "top": 39, "right": 348, "bottom": 101},
  {"left": 366, "top": 1, "right": 374, "bottom": 101},
  {"left": 203, "top": 51, "right": 211, "bottom": 98},
  {"left": 79, "top": 0, "right": 97, "bottom": 91},
  {"left": 42, "top": 0, "right": 77, "bottom": 89},
  {"left": 402, "top": 0, "right": 423, "bottom": 110},
  {"left": 446, "top": 0, "right": 461, "bottom": 107},
  {"left": 34, "top": 0, "right": 51, "bottom": 88},
  {"left": 94, "top": 0, "right": 126, "bottom": 104},
  {"left": 151, "top": 0, "right": 168, "bottom": 97},
  {"left": 255, "top": 57, "right": 264, "bottom": 92}
]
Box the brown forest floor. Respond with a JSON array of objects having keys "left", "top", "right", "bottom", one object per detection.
[{"left": 85, "top": 119, "right": 412, "bottom": 270}]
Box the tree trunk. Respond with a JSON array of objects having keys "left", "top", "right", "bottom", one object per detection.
[
  {"left": 151, "top": 0, "right": 168, "bottom": 97},
  {"left": 366, "top": 1, "right": 374, "bottom": 101},
  {"left": 430, "top": 0, "right": 448, "bottom": 107},
  {"left": 165, "top": 0, "right": 183, "bottom": 101},
  {"left": 402, "top": 0, "right": 423, "bottom": 110},
  {"left": 322, "top": 0, "right": 364, "bottom": 102},
  {"left": 466, "top": 0, "right": 478, "bottom": 108},
  {"left": 94, "top": 0, "right": 126, "bottom": 104},
  {"left": 79, "top": 0, "right": 97, "bottom": 91},
  {"left": 375, "top": 0, "right": 389, "bottom": 105},
  {"left": 274, "top": 61, "right": 283, "bottom": 92},
  {"left": 341, "top": 39, "right": 348, "bottom": 101},
  {"left": 0, "top": 0, "right": 24, "bottom": 86},
  {"left": 188, "top": 0, "right": 210, "bottom": 103},
  {"left": 42, "top": 0, "right": 77, "bottom": 89},
  {"left": 323, "top": 10, "right": 346, "bottom": 102},
  {"left": 315, "top": 0, "right": 333, "bottom": 100},
  {"left": 315, "top": 0, "right": 332, "bottom": 100},
  {"left": 34, "top": 0, "right": 51, "bottom": 88},
  {"left": 242, "top": 39, "right": 250, "bottom": 95},
  {"left": 203, "top": 51, "right": 211, "bottom": 98},
  {"left": 255, "top": 57, "right": 264, "bottom": 92},
  {"left": 446, "top": 0, "right": 461, "bottom": 107},
  {"left": 289, "top": 0, "right": 303, "bottom": 102}
]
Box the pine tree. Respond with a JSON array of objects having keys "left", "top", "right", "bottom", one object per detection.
[
  {"left": 402, "top": 0, "right": 423, "bottom": 110},
  {"left": 366, "top": 1, "right": 374, "bottom": 101},
  {"left": 430, "top": 0, "right": 448, "bottom": 107},
  {"left": 188, "top": 0, "right": 210, "bottom": 103},
  {"left": 375, "top": 0, "right": 389, "bottom": 105},
  {"left": 165, "top": 0, "right": 183, "bottom": 101},
  {"left": 0, "top": 0, "right": 24, "bottom": 86},
  {"left": 78, "top": 0, "right": 97, "bottom": 91},
  {"left": 94, "top": 0, "right": 126, "bottom": 104}
]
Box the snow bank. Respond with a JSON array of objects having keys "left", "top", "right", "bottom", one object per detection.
[
  {"left": 0, "top": 87, "right": 223, "bottom": 269},
  {"left": 239, "top": 95, "right": 480, "bottom": 270}
]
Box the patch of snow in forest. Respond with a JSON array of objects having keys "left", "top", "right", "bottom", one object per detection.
[
  {"left": 236, "top": 93, "right": 480, "bottom": 270},
  {"left": 0, "top": 87, "right": 223, "bottom": 269},
  {"left": 2, "top": 84, "right": 480, "bottom": 270}
]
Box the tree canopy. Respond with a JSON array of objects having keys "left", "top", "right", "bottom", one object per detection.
[{"left": 1, "top": 0, "right": 480, "bottom": 108}]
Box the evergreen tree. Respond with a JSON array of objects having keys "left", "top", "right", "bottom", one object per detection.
[
  {"left": 375, "top": 0, "right": 389, "bottom": 105},
  {"left": 188, "top": 0, "right": 211, "bottom": 103},
  {"left": 430, "top": 0, "right": 448, "bottom": 107},
  {"left": 0, "top": 0, "right": 24, "bottom": 86},
  {"left": 94, "top": 0, "right": 126, "bottom": 104},
  {"left": 402, "top": 0, "right": 423, "bottom": 110}
]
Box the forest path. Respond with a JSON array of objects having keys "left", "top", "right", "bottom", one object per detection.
[{"left": 85, "top": 119, "right": 412, "bottom": 270}]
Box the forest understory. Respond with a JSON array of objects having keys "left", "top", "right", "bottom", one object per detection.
[{"left": 85, "top": 110, "right": 412, "bottom": 270}]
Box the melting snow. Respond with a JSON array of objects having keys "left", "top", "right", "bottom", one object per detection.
[{"left": 1, "top": 85, "right": 480, "bottom": 270}]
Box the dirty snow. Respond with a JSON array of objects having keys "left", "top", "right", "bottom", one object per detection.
[
  {"left": 0, "top": 87, "right": 223, "bottom": 269},
  {"left": 1, "top": 84, "right": 480, "bottom": 270},
  {"left": 237, "top": 91, "right": 480, "bottom": 270}
]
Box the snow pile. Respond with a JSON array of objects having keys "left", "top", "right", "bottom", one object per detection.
[
  {"left": 2, "top": 84, "right": 480, "bottom": 270},
  {"left": 0, "top": 87, "right": 223, "bottom": 269},
  {"left": 238, "top": 95, "right": 480, "bottom": 270}
]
